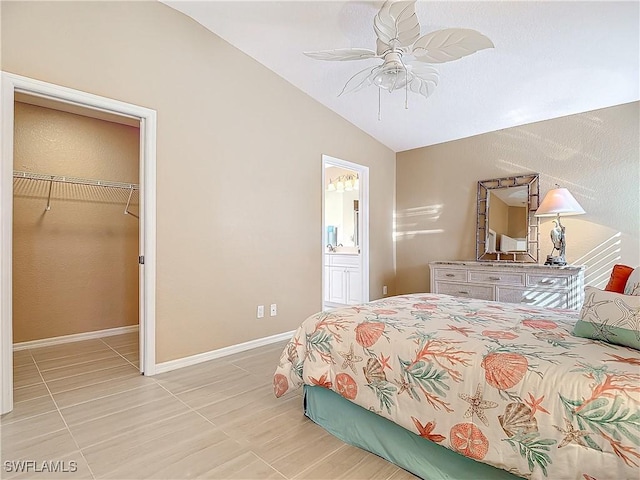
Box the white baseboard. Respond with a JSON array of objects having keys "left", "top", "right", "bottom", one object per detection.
[
  {"left": 13, "top": 325, "right": 139, "bottom": 351},
  {"left": 155, "top": 330, "right": 295, "bottom": 374}
]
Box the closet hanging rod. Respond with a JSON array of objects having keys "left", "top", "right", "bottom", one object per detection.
[{"left": 13, "top": 170, "right": 139, "bottom": 190}]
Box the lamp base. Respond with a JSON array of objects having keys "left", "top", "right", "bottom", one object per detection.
[{"left": 544, "top": 255, "right": 566, "bottom": 266}]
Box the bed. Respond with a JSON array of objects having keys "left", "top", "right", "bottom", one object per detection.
[{"left": 273, "top": 293, "right": 640, "bottom": 480}]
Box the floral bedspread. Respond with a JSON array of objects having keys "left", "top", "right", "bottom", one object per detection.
[{"left": 274, "top": 294, "right": 640, "bottom": 480}]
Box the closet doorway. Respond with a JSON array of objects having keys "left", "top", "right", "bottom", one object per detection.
[
  {"left": 322, "top": 155, "right": 369, "bottom": 309},
  {"left": 0, "top": 73, "right": 157, "bottom": 414}
]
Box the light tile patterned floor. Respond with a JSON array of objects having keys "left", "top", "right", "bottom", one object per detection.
[{"left": 1, "top": 334, "right": 419, "bottom": 479}]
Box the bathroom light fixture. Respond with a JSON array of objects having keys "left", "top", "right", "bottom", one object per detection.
[
  {"left": 345, "top": 178, "right": 353, "bottom": 191},
  {"left": 535, "top": 186, "right": 585, "bottom": 266},
  {"left": 327, "top": 174, "right": 359, "bottom": 193}
]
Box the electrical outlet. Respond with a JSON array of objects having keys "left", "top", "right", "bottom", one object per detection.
[
  {"left": 270, "top": 304, "right": 277, "bottom": 316},
  {"left": 257, "top": 305, "right": 264, "bottom": 318},
  {"left": 383, "top": 285, "right": 388, "bottom": 295}
]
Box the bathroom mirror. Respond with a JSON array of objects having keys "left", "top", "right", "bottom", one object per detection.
[
  {"left": 325, "top": 167, "right": 359, "bottom": 248},
  {"left": 476, "top": 173, "right": 540, "bottom": 262}
]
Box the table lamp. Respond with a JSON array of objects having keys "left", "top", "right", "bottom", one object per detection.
[{"left": 534, "top": 186, "right": 585, "bottom": 265}]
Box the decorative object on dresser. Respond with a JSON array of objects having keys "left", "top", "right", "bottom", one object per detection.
[
  {"left": 430, "top": 261, "right": 585, "bottom": 310},
  {"left": 534, "top": 185, "right": 585, "bottom": 266},
  {"left": 476, "top": 173, "right": 540, "bottom": 263}
]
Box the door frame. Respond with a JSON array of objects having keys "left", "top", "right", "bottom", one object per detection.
[
  {"left": 0, "top": 72, "right": 157, "bottom": 414},
  {"left": 322, "top": 154, "right": 369, "bottom": 308}
]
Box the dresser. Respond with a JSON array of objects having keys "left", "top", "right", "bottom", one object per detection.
[
  {"left": 429, "top": 261, "right": 585, "bottom": 310},
  {"left": 324, "top": 254, "right": 362, "bottom": 306}
]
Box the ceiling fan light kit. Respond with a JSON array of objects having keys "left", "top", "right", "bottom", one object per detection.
[
  {"left": 304, "top": 0, "right": 494, "bottom": 118},
  {"left": 372, "top": 52, "right": 408, "bottom": 91}
]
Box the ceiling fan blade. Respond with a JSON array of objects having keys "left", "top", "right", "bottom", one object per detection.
[
  {"left": 374, "top": 1, "right": 421, "bottom": 53},
  {"left": 304, "top": 48, "right": 378, "bottom": 61},
  {"left": 408, "top": 67, "right": 440, "bottom": 99},
  {"left": 338, "top": 65, "right": 382, "bottom": 96},
  {"left": 411, "top": 28, "right": 494, "bottom": 63}
]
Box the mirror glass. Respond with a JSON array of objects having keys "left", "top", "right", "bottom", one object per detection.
[
  {"left": 477, "top": 174, "right": 539, "bottom": 262},
  {"left": 325, "top": 166, "right": 359, "bottom": 248},
  {"left": 488, "top": 186, "right": 528, "bottom": 252}
]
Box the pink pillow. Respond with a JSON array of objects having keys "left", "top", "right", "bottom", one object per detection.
[{"left": 604, "top": 264, "right": 634, "bottom": 293}]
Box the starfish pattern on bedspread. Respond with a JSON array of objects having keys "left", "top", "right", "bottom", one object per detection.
[
  {"left": 553, "top": 418, "right": 590, "bottom": 449},
  {"left": 458, "top": 383, "right": 498, "bottom": 426},
  {"left": 338, "top": 343, "right": 363, "bottom": 374}
]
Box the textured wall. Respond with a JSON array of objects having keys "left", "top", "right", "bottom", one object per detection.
[
  {"left": 13, "top": 102, "right": 140, "bottom": 342},
  {"left": 1, "top": 1, "right": 396, "bottom": 362},
  {"left": 396, "top": 102, "right": 640, "bottom": 294}
]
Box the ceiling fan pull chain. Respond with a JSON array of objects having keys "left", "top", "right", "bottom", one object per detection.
[{"left": 378, "top": 88, "right": 382, "bottom": 121}]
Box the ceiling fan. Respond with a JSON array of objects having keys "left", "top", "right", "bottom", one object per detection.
[{"left": 304, "top": 1, "right": 494, "bottom": 114}]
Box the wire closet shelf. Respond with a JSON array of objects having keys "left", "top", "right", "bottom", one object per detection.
[
  {"left": 13, "top": 170, "right": 139, "bottom": 190},
  {"left": 13, "top": 170, "right": 139, "bottom": 216}
]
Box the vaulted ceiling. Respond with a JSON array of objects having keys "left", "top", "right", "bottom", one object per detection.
[{"left": 163, "top": 1, "right": 640, "bottom": 152}]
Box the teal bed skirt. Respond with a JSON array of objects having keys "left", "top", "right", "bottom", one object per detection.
[{"left": 303, "top": 385, "right": 523, "bottom": 480}]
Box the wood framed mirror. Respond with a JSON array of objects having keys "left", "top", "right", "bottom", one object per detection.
[{"left": 476, "top": 173, "right": 540, "bottom": 262}]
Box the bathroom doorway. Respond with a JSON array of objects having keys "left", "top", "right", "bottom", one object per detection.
[{"left": 322, "top": 155, "right": 369, "bottom": 309}]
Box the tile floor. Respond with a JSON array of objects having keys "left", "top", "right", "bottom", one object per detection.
[{"left": 2, "top": 333, "right": 418, "bottom": 479}]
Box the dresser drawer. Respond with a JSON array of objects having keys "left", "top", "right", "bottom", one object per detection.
[
  {"left": 433, "top": 268, "right": 467, "bottom": 282},
  {"left": 526, "top": 274, "right": 568, "bottom": 289},
  {"left": 435, "top": 282, "right": 493, "bottom": 301},
  {"left": 497, "top": 287, "right": 569, "bottom": 309},
  {"left": 468, "top": 271, "right": 525, "bottom": 286}
]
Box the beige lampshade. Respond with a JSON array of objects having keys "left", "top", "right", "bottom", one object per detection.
[{"left": 535, "top": 188, "right": 585, "bottom": 217}]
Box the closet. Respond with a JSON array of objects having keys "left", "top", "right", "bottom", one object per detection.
[{"left": 12, "top": 101, "right": 140, "bottom": 346}]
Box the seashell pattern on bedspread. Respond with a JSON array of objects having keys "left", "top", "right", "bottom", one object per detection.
[{"left": 274, "top": 293, "right": 640, "bottom": 480}]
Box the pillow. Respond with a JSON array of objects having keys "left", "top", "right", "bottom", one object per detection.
[
  {"left": 604, "top": 264, "right": 634, "bottom": 293},
  {"left": 573, "top": 286, "right": 640, "bottom": 350},
  {"left": 624, "top": 267, "right": 640, "bottom": 296}
]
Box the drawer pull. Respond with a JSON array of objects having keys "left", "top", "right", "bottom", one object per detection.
[
  {"left": 538, "top": 280, "right": 556, "bottom": 285},
  {"left": 445, "top": 273, "right": 455, "bottom": 277},
  {"left": 458, "top": 290, "right": 470, "bottom": 295},
  {"left": 489, "top": 276, "right": 501, "bottom": 281}
]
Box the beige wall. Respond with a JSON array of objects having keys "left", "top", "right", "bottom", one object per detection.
[
  {"left": 1, "top": 1, "right": 396, "bottom": 362},
  {"left": 396, "top": 102, "right": 640, "bottom": 294},
  {"left": 507, "top": 206, "right": 527, "bottom": 239},
  {"left": 488, "top": 195, "right": 508, "bottom": 248},
  {"left": 13, "top": 102, "right": 140, "bottom": 343}
]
